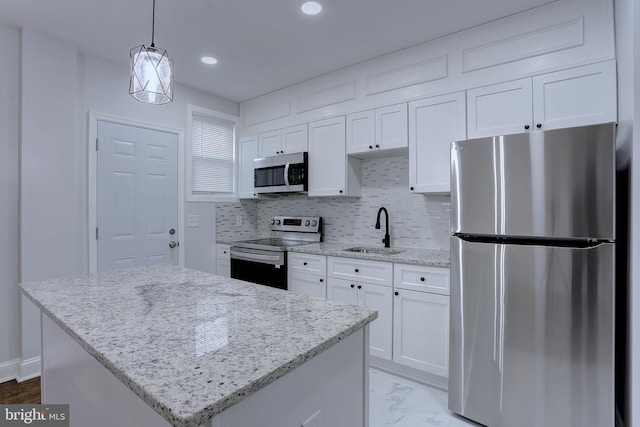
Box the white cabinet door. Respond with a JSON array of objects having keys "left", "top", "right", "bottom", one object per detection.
[
  {"left": 360, "top": 282, "right": 393, "bottom": 360},
  {"left": 409, "top": 92, "right": 466, "bottom": 194},
  {"left": 327, "top": 277, "right": 358, "bottom": 306},
  {"left": 288, "top": 271, "right": 326, "bottom": 299},
  {"left": 237, "top": 135, "right": 258, "bottom": 199},
  {"left": 327, "top": 278, "right": 392, "bottom": 360},
  {"left": 258, "top": 129, "right": 282, "bottom": 157},
  {"left": 466, "top": 78, "right": 533, "bottom": 138},
  {"left": 393, "top": 289, "right": 449, "bottom": 377},
  {"left": 532, "top": 61, "right": 617, "bottom": 131},
  {"left": 308, "top": 116, "right": 361, "bottom": 197},
  {"left": 346, "top": 110, "right": 375, "bottom": 155},
  {"left": 282, "top": 124, "right": 308, "bottom": 154},
  {"left": 376, "top": 103, "right": 408, "bottom": 150}
]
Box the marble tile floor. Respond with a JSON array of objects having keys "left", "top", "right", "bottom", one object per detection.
[{"left": 369, "top": 368, "right": 480, "bottom": 427}]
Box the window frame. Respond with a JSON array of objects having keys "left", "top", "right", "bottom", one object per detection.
[{"left": 186, "top": 104, "right": 239, "bottom": 202}]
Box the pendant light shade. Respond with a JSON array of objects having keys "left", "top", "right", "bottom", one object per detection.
[{"left": 129, "top": 0, "right": 174, "bottom": 104}]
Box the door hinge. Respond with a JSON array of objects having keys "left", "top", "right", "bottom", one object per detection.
[
  {"left": 96, "top": 138, "right": 99, "bottom": 151},
  {"left": 96, "top": 227, "right": 99, "bottom": 240}
]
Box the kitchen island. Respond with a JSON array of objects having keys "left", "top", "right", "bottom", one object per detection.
[{"left": 20, "top": 265, "right": 377, "bottom": 427}]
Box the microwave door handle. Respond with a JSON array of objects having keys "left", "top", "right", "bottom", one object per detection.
[{"left": 284, "top": 162, "right": 290, "bottom": 187}]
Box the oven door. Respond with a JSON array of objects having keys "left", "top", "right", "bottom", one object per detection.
[{"left": 230, "top": 247, "right": 287, "bottom": 290}]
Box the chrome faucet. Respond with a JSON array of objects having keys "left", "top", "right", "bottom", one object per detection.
[{"left": 375, "top": 207, "right": 390, "bottom": 248}]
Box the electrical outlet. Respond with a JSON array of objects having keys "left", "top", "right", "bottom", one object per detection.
[
  {"left": 188, "top": 215, "right": 199, "bottom": 228},
  {"left": 235, "top": 215, "right": 243, "bottom": 226},
  {"left": 301, "top": 410, "right": 321, "bottom": 427}
]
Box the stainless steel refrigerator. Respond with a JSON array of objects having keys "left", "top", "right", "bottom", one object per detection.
[{"left": 449, "top": 124, "right": 615, "bottom": 427}]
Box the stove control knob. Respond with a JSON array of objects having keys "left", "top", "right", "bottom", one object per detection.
[
  {"left": 275, "top": 219, "right": 281, "bottom": 225},
  {"left": 304, "top": 220, "right": 310, "bottom": 226},
  {"left": 270, "top": 218, "right": 276, "bottom": 225},
  {"left": 311, "top": 220, "right": 318, "bottom": 227}
]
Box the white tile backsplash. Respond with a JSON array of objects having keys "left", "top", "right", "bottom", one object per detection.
[{"left": 216, "top": 154, "right": 450, "bottom": 250}]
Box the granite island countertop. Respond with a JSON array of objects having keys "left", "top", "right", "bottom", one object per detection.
[
  {"left": 20, "top": 265, "right": 377, "bottom": 427},
  {"left": 287, "top": 242, "right": 450, "bottom": 268}
]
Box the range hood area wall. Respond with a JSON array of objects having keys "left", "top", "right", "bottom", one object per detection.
[{"left": 216, "top": 155, "right": 450, "bottom": 250}]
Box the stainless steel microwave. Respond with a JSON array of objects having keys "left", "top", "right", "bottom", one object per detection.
[{"left": 253, "top": 152, "right": 308, "bottom": 194}]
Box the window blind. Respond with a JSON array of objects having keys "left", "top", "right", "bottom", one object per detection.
[{"left": 191, "top": 112, "right": 235, "bottom": 194}]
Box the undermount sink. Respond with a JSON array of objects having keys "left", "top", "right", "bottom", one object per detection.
[{"left": 344, "top": 246, "right": 403, "bottom": 255}]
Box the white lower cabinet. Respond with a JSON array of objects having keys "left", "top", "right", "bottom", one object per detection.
[
  {"left": 288, "top": 253, "right": 327, "bottom": 298},
  {"left": 392, "top": 264, "right": 450, "bottom": 377},
  {"left": 288, "top": 271, "right": 326, "bottom": 298},
  {"left": 327, "top": 277, "right": 393, "bottom": 360},
  {"left": 216, "top": 244, "right": 231, "bottom": 278}
]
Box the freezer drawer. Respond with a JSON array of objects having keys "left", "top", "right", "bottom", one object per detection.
[
  {"left": 449, "top": 237, "right": 614, "bottom": 427},
  {"left": 450, "top": 123, "right": 615, "bottom": 240}
]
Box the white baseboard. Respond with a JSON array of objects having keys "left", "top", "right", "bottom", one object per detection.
[
  {"left": 18, "top": 356, "right": 41, "bottom": 382},
  {"left": 370, "top": 356, "right": 448, "bottom": 391},
  {"left": 0, "top": 358, "right": 20, "bottom": 384}
]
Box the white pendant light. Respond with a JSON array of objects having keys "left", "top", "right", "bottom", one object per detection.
[{"left": 129, "top": 0, "right": 174, "bottom": 104}]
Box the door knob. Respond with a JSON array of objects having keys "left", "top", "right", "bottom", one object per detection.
[{"left": 169, "top": 241, "right": 178, "bottom": 249}]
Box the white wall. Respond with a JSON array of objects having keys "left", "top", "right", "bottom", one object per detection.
[
  {"left": 14, "top": 26, "right": 238, "bottom": 378},
  {"left": 0, "top": 25, "right": 20, "bottom": 382}
]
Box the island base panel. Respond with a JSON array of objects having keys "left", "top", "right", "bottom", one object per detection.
[
  {"left": 41, "top": 312, "right": 370, "bottom": 427},
  {"left": 41, "top": 313, "right": 171, "bottom": 427}
]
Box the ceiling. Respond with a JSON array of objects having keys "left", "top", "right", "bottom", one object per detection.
[{"left": 0, "top": 0, "right": 555, "bottom": 103}]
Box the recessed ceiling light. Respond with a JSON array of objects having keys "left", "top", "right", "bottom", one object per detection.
[
  {"left": 201, "top": 56, "right": 218, "bottom": 65},
  {"left": 301, "top": 1, "right": 322, "bottom": 15}
]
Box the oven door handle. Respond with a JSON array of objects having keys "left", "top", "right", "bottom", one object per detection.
[
  {"left": 284, "top": 162, "right": 291, "bottom": 187},
  {"left": 230, "top": 250, "right": 283, "bottom": 265}
]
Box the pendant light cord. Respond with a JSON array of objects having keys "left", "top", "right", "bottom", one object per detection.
[{"left": 151, "top": 0, "right": 156, "bottom": 47}]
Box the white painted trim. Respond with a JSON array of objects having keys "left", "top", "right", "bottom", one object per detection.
[
  {"left": 18, "top": 356, "right": 41, "bottom": 382},
  {"left": 87, "top": 112, "right": 186, "bottom": 273},
  {"left": 0, "top": 358, "right": 20, "bottom": 383}
]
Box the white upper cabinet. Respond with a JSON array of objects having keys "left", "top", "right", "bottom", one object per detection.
[
  {"left": 467, "top": 61, "right": 617, "bottom": 138},
  {"left": 282, "top": 124, "right": 309, "bottom": 153},
  {"left": 258, "top": 129, "right": 282, "bottom": 157},
  {"left": 409, "top": 92, "right": 466, "bottom": 194},
  {"left": 532, "top": 61, "right": 617, "bottom": 132},
  {"left": 308, "top": 116, "right": 361, "bottom": 197},
  {"left": 346, "top": 110, "right": 375, "bottom": 154},
  {"left": 347, "top": 104, "right": 408, "bottom": 156},
  {"left": 258, "top": 124, "right": 308, "bottom": 157},
  {"left": 237, "top": 135, "right": 258, "bottom": 199}
]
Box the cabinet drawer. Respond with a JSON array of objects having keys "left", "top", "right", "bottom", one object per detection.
[
  {"left": 217, "top": 244, "right": 231, "bottom": 259},
  {"left": 394, "top": 264, "right": 449, "bottom": 295},
  {"left": 327, "top": 257, "right": 392, "bottom": 286},
  {"left": 288, "top": 253, "right": 326, "bottom": 275}
]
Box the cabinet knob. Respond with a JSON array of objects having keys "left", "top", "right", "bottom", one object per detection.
[
  {"left": 339, "top": 189, "right": 343, "bottom": 194},
  {"left": 375, "top": 144, "right": 380, "bottom": 149},
  {"left": 420, "top": 277, "right": 425, "bottom": 282},
  {"left": 410, "top": 186, "right": 414, "bottom": 191},
  {"left": 395, "top": 291, "right": 399, "bottom": 296},
  {"left": 357, "top": 285, "right": 362, "bottom": 289},
  {"left": 303, "top": 262, "right": 307, "bottom": 266},
  {"left": 320, "top": 278, "right": 324, "bottom": 283},
  {"left": 354, "top": 268, "right": 359, "bottom": 273},
  {"left": 536, "top": 123, "right": 542, "bottom": 129},
  {"left": 350, "top": 284, "right": 355, "bottom": 288},
  {"left": 524, "top": 124, "right": 530, "bottom": 130},
  {"left": 369, "top": 145, "right": 373, "bottom": 149}
]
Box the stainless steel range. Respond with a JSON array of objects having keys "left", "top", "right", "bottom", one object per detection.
[{"left": 230, "top": 216, "right": 322, "bottom": 290}]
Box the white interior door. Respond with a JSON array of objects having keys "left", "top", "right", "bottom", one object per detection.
[{"left": 97, "top": 121, "right": 178, "bottom": 272}]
